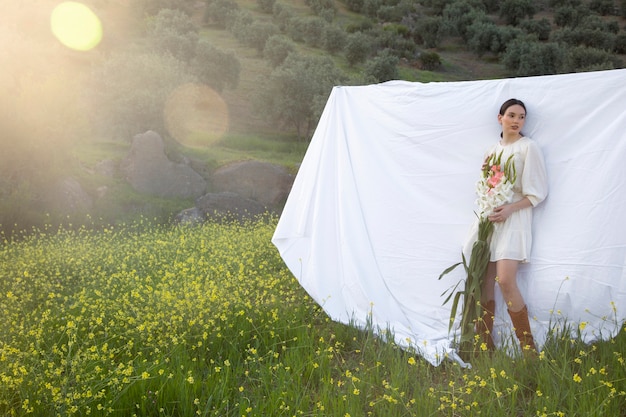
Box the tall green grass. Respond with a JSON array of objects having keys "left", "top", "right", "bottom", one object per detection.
[{"left": 1, "top": 219, "right": 624, "bottom": 416}]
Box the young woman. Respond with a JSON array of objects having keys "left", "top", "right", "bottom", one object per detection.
[{"left": 476, "top": 98, "right": 548, "bottom": 353}]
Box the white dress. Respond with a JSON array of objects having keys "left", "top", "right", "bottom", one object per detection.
[{"left": 466, "top": 137, "right": 549, "bottom": 263}]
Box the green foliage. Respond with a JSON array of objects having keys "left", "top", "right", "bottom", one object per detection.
[
  {"left": 468, "top": 21, "right": 523, "bottom": 56},
  {"left": 263, "top": 35, "right": 297, "bottom": 67},
  {"left": 443, "top": 0, "right": 490, "bottom": 41},
  {"left": 2, "top": 220, "right": 623, "bottom": 416},
  {"left": 564, "top": 45, "right": 622, "bottom": 72},
  {"left": 257, "top": 54, "right": 344, "bottom": 140},
  {"left": 364, "top": 49, "right": 400, "bottom": 82},
  {"left": 191, "top": 40, "right": 241, "bottom": 91},
  {"left": 203, "top": 0, "right": 239, "bottom": 28},
  {"left": 551, "top": 27, "right": 616, "bottom": 51},
  {"left": 615, "top": 32, "right": 626, "bottom": 54},
  {"left": 589, "top": 0, "right": 618, "bottom": 15},
  {"left": 301, "top": 16, "right": 329, "bottom": 48},
  {"left": 414, "top": 15, "right": 444, "bottom": 48},
  {"left": 257, "top": 0, "right": 276, "bottom": 14},
  {"left": 345, "top": 31, "right": 372, "bottom": 65},
  {"left": 145, "top": 8, "right": 199, "bottom": 61},
  {"left": 305, "top": 0, "right": 338, "bottom": 21},
  {"left": 133, "top": 0, "right": 196, "bottom": 17},
  {"left": 502, "top": 37, "right": 565, "bottom": 76},
  {"left": 519, "top": 18, "right": 552, "bottom": 41},
  {"left": 249, "top": 20, "right": 281, "bottom": 52},
  {"left": 553, "top": 4, "right": 589, "bottom": 27},
  {"left": 499, "top": 0, "right": 536, "bottom": 26},
  {"left": 323, "top": 24, "right": 348, "bottom": 54},
  {"left": 271, "top": 2, "right": 295, "bottom": 32},
  {"left": 90, "top": 51, "right": 197, "bottom": 140},
  {"left": 419, "top": 51, "right": 442, "bottom": 70},
  {"left": 343, "top": 0, "right": 365, "bottom": 13}
]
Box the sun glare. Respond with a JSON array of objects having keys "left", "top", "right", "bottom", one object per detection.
[
  {"left": 164, "top": 83, "right": 230, "bottom": 148},
  {"left": 50, "top": 2, "right": 102, "bottom": 51}
]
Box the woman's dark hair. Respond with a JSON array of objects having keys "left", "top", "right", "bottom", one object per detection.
[{"left": 499, "top": 98, "right": 526, "bottom": 116}]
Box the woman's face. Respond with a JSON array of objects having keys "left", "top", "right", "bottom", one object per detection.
[{"left": 498, "top": 104, "right": 526, "bottom": 138}]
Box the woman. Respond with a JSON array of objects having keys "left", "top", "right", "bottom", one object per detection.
[{"left": 475, "top": 98, "right": 548, "bottom": 353}]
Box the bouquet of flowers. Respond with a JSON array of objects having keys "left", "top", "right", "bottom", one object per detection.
[{"left": 439, "top": 150, "right": 516, "bottom": 358}]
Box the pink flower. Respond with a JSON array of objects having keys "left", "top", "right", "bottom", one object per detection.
[{"left": 487, "top": 171, "right": 504, "bottom": 188}]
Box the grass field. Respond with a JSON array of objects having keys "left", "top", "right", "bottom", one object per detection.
[{"left": 1, "top": 219, "right": 624, "bottom": 416}]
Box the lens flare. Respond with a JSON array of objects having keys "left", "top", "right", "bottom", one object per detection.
[
  {"left": 50, "top": 2, "right": 103, "bottom": 51},
  {"left": 164, "top": 83, "right": 230, "bottom": 147}
]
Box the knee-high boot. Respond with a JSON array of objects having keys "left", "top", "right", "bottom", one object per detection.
[
  {"left": 476, "top": 300, "right": 496, "bottom": 351},
  {"left": 507, "top": 305, "right": 537, "bottom": 352}
]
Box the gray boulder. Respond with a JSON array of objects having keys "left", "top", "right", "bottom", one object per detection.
[
  {"left": 211, "top": 160, "right": 293, "bottom": 210},
  {"left": 49, "top": 177, "right": 93, "bottom": 213},
  {"left": 195, "top": 192, "right": 266, "bottom": 222},
  {"left": 120, "top": 131, "right": 206, "bottom": 199}
]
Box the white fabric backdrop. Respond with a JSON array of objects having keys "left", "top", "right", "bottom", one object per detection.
[{"left": 272, "top": 69, "right": 626, "bottom": 366}]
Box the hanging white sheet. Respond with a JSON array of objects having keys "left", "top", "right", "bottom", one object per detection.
[{"left": 272, "top": 69, "right": 626, "bottom": 366}]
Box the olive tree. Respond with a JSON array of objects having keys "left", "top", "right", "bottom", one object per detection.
[
  {"left": 89, "top": 51, "right": 197, "bottom": 139},
  {"left": 256, "top": 54, "right": 344, "bottom": 139},
  {"left": 499, "top": 0, "right": 535, "bottom": 26}
]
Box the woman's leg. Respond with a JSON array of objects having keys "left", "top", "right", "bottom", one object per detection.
[
  {"left": 495, "top": 259, "right": 524, "bottom": 312},
  {"left": 496, "top": 259, "right": 536, "bottom": 352}
]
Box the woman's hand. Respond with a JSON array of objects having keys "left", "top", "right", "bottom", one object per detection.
[
  {"left": 488, "top": 197, "right": 533, "bottom": 223},
  {"left": 488, "top": 204, "right": 514, "bottom": 223}
]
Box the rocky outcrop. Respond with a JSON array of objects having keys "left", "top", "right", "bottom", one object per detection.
[
  {"left": 211, "top": 160, "right": 293, "bottom": 210},
  {"left": 48, "top": 177, "right": 93, "bottom": 213},
  {"left": 119, "top": 131, "right": 207, "bottom": 199},
  {"left": 194, "top": 192, "right": 267, "bottom": 221}
]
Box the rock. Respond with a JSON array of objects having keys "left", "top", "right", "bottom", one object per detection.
[
  {"left": 94, "top": 159, "right": 117, "bottom": 177},
  {"left": 119, "top": 131, "right": 207, "bottom": 199},
  {"left": 51, "top": 177, "right": 93, "bottom": 213},
  {"left": 211, "top": 160, "right": 293, "bottom": 210},
  {"left": 173, "top": 207, "right": 204, "bottom": 225},
  {"left": 194, "top": 192, "right": 267, "bottom": 222}
]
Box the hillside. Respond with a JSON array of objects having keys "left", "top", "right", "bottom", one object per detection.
[{"left": 1, "top": 0, "right": 625, "bottom": 232}]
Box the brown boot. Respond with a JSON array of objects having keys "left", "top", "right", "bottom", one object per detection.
[
  {"left": 507, "top": 305, "right": 537, "bottom": 353},
  {"left": 476, "top": 300, "right": 496, "bottom": 351}
]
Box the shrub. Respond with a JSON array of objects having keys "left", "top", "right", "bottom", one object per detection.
[
  {"left": 364, "top": 49, "right": 400, "bottom": 82},
  {"left": 343, "top": 0, "right": 365, "bottom": 13},
  {"left": 263, "top": 35, "right": 297, "bottom": 67},
  {"left": 345, "top": 31, "right": 371, "bottom": 66},
  {"left": 145, "top": 9, "right": 199, "bottom": 61},
  {"left": 499, "top": 0, "right": 535, "bottom": 26},
  {"left": 589, "top": 0, "right": 617, "bottom": 15},
  {"left": 204, "top": 0, "right": 239, "bottom": 28},
  {"left": 419, "top": 51, "right": 442, "bottom": 70},
  {"left": 414, "top": 16, "right": 444, "bottom": 48},
  {"left": 272, "top": 2, "right": 295, "bottom": 32},
  {"left": 300, "top": 16, "right": 328, "bottom": 48},
  {"left": 257, "top": 0, "right": 276, "bottom": 13},
  {"left": 502, "top": 37, "right": 565, "bottom": 76},
  {"left": 248, "top": 21, "right": 281, "bottom": 52},
  {"left": 257, "top": 54, "right": 344, "bottom": 139},
  {"left": 553, "top": 5, "right": 588, "bottom": 27},
  {"left": 376, "top": 27, "right": 417, "bottom": 59},
  {"left": 191, "top": 40, "right": 241, "bottom": 91},
  {"left": 90, "top": 51, "right": 197, "bottom": 139},
  {"left": 519, "top": 18, "right": 551, "bottom": 41},
  {"left": 323, "top": 24, "right": 348, "bottom": 54},
  {"left": 443, "top": 1, "right": 489, "bottom": 41},
  {"left": 614, "top": 32, "right": 626, "bottom": 54},
  {"left": 551, "top": 27, "right": 616, "bottom": 51},
  {"left": 305, "top": 0, "right": 337, "bottom": 20},
  {"left": 564, "top": 45, "right": 622, "bottom": 72}
]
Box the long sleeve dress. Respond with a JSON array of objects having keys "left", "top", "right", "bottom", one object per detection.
[{"left": 466, "top": 136, "right": 549, "bottom": 263}]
